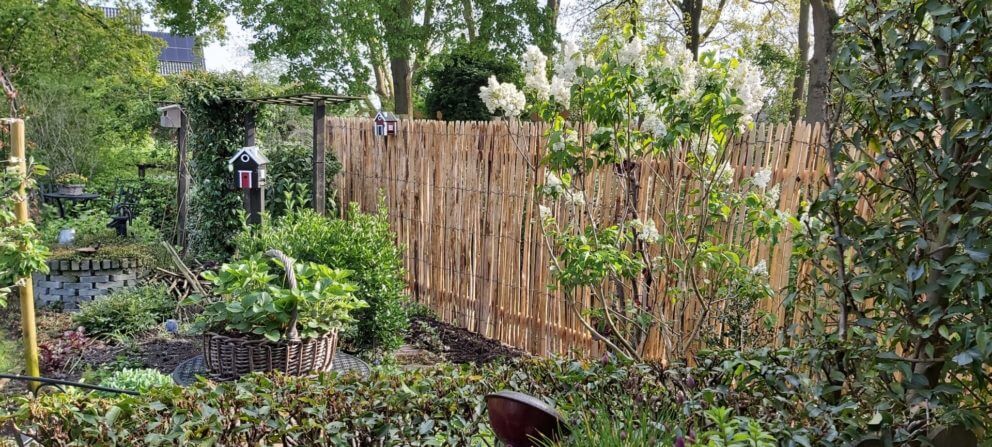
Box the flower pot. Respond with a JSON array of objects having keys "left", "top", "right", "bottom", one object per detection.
[
  {"left": 202, "top": 330, "right": 339, "bottom": 381},
  {"left": 58, "top": 184, "right": 85, "bottom": 195}
]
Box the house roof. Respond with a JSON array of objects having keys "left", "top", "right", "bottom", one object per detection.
[
  {"left": 228, "top": 146, "right": 269, "bottom": 167},
  {"left": 375, "top": 111, "right": 399, "bottom": 121},
  {"left": 100, "top": 7, "right": 205, "bottom": 76}
]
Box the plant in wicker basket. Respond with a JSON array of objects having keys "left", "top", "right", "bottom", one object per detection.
[{"left": 189, "top": 249, "right": 366, "bottom": 380}]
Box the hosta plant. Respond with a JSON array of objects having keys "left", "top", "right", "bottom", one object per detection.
[{"left": 190, "top": 254, "right": 366, "bottom": 341}]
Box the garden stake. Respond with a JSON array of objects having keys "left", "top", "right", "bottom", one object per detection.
[{"left": 9, "top": 118, "right": 41, "bottom": 391}]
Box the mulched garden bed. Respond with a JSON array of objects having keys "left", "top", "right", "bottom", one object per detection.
[{"left": 406, "top": 316, "right": 524, "bottom": 364}]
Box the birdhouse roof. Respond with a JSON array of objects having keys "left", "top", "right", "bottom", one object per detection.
[
  {"left": 228, "top": 146, "right": 269, "bottom": 167},
  {"left": 157, "top": 104, "right": 181, "bottom": 113},
  {"left": 375, "top": 111, "right": 399, "bottom": 122}
]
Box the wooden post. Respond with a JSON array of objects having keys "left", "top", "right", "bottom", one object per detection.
[
  {"left": 176, "top": 111, "right": 189, "bottom": 253},
  {"left": 8, "top": 119, "right": 40, "bottom": 390},
  {"left": 312, "top": 100, "right": 326, "bottom": 215},
  {"left": 244, "top": 111, "right": 256, "bottom": 146}
]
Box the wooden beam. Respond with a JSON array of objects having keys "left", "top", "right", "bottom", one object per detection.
[
  {"left": 312, "top": 100, "right": 326, "bottom": 215},
  {"left": 244, "top": 111, "right": 256, "bottom": 146},
  {"left": 176, "top": 110, "right": 189, "bottom": 253}
]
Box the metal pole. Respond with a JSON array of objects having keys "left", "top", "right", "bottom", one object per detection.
[
  {"left": 9, "top": 119, "right": 40, "bottom": 391},
  {"left": 176, "top": 110, "right": 189, "bottom": 253},
  {"left": 312, "top": 100, "right": 326, "bottom": 215}
]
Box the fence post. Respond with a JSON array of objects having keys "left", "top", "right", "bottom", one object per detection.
[{"left": 9, "top": 118, "right": 41, "bottom": 390}]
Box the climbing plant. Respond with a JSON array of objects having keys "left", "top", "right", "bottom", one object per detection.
[{"left": 175, "top": 71, "right": 276, "bottom": 259}]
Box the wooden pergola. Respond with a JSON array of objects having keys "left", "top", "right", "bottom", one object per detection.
[{"left": 226, "top": 93, "right": 362, "bottom": 215}]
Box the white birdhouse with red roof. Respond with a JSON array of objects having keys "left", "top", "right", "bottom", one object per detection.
[
  {"left": 374, "top": 111, "right": 399, "bottom": 136},
  {"left": 227, "top": 146, "right": 269, "bottom": 189}
]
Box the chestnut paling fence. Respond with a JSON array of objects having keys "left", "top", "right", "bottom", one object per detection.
[{"left": 330, "top": 117, "right": 826, "bottom": 360}]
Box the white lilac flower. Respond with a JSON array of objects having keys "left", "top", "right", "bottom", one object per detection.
[
  {"left": 539, "top": 205, "right": 553, "bottom": 220},
  {"left": 618, "top": 37, "right": 644, "bottom": 66},
  {"left": 766, "top": 184, "right": 781, "bottom": 206},
  {"left": 584, "top": 55, "right": 597, "bottom": 70},
  {"left": 522, "top": 45, "right": 551, "bottom": 101},
  {"left": 638, "top": 219, "right": 662, "bottom": 244},
  {"left": 727, "top": 60, "right": 769, "bottom": 125},
  {"left": 545, "top": 171, "right": 563, "bottom": 191},
  {"left": 642, "top": 114, "right": 667, "bottom": 138},
  {"left": 752, "top": 168, "right": 772, "bottom": 189},
  {"left": 564, "top": 189, "right": 586, "bottom": 206},
  {"left": 715, "top": 161, "right": 735, "bottom": 186},
  {"left": 479, "top": 76, "right": 526, "bottom": 117},
  {"left": 751, "top": 260, "right": 768, "bottom": 276},
  {"left": 549, "top": 76, "right": 571, "bottom": 108},
  {"left": 555, "top": 41, "right": 582, "bottom": 83}
]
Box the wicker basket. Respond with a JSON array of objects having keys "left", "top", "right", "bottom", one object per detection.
[
  {"left": 202, "top": 330, "right": 339, "bottom": 380},
  {"left": 201, "top": 249, "right": 339, "bottom": 381}
]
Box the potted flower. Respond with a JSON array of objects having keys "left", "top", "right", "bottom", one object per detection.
[
  {"left": 55, "top": 173, "right": 89, "bottom": 195},
  {"left": 191, "top": 250, "right": 367, "bottom": 380}
]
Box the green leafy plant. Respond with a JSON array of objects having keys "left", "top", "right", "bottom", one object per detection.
[
  {"left": 696, "top": 408, "right": 777, "bottom": 447},
  {"left": 0, "top": 141, "right": 49, "bottom": 307},
  {"left": 234, "top": 203, "right": 409, "bottom": 352},
  {"left": 54, "top": 173, "right": 88, "bottom": 185},
  {"left": 420, "top": 42, "right": 524, "bottom": 121},
  {"left": 98, "top": 368, "right": 174, "bottom": 394},
  {"left": 72, "top": 285, "right": 174, "bottom": 339},
  {"left": 546, "top": 400, "right": 677, "bottom": 446},
  {"left": 192, "top": 254, "right": 366, "bottom": 341},
  {"left": 264, "top": 141, "right": 341, "bottom": 218}
]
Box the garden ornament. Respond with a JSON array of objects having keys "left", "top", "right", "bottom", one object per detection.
[
  {"left": 56, "top": 228, "right": 75, "bottom": 246},
  {"left": 164, "top": 319, "right": 180, "bottom": 334},
  {"left": 485, "top": 390, "right": 570, "bottom": 447}
]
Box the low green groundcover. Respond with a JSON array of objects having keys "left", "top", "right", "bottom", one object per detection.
[{"left": 2, "top": 354, "right": 831, "bottom": 445}]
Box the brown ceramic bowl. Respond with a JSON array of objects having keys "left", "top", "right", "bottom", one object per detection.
[{"left": 485, "top": 391, "right": 570, "bottom": 447}]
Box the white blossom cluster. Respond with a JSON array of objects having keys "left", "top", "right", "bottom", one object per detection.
[
  {"left": 539, "top": 204, "right": 553, "bottom": 221},
  {"left": 751, "top": 260, "right": 768, "bottom": 276},
  {"left": 522, "top": 45, "right": 550, "bottom": 101},
  {"left": 714, "top": 161, "right": 735, "bottom": 186},
  {"left": 545, "top": 171, "right": 564, "bottom": 192},
  {"left": 766, "top": 184, "right": 781, "bottom": 207},
  {"left": 563, "top": 189, "right": 586, "bottom": 206},
  {"left": 618, "top": 37, "right": 644, "bottom": 66},
  {"left": 752, "top": 168, "right": 772, "bottom": 189},
  {"left": 630, "top": 218, "right": 662, "bottom": 244},
  {"left": 661, "top": 44, "right": 700, "bottom": 103},
  {"left": 727, "top": 60, "right": 769, "bottom": 125},
  {"left": 479, "top": 76, "right": 526, "bottom": 117},
  {"left": 642, "top": 114, "right": 667, "bottom": 139}
]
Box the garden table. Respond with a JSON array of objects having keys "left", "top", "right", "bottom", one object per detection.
[
  {"left": 41, "top": 192, "right": 100, "bottom": 218},
  {"left": 170, "top": 352, "right": 371, "bottom": 386}
]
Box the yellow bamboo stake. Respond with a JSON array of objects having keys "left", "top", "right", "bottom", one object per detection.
[{"left": 9, "top": 118, "right": 41, "bottom": 390}]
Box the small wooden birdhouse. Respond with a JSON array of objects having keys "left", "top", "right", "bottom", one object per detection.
[
  {"left": 227, "top": 146, "right": 269, "bottom": 189},
  {"left": 374, "top": 111, "right": 399, "bottom": 136},
  {"left": 157, "top": 104, "right": 182, "bottom": 128}
]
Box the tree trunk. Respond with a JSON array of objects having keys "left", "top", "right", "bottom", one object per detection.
[
  {"left": 683, "top": 0, "right": 702, "bottom": 60},
  {"left": 805, "top": 0, "right": 838, "bottom": 123},
  {"left": 390, "top": 57, "right": 413, "bottom": 116},
  {"left": 462, "top": 0, "right": 477, "bottom": 41},
  {"left": 374, "top": 63, "right": 391, "bottom": 99},
  {"left": 791, "top": 0, "right": 810, "bottom": 122}
]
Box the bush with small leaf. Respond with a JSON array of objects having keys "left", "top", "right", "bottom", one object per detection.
[
  {"left": 98, "top": 368, "right": 174, "bottom": 394},
  {"left": 72, "top": 285, "right": 174, "bottom": 339}
]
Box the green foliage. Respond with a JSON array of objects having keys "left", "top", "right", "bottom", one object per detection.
[
  {"left": 549, "top": 401, "right": 677, "bottom": 446},
  {"left": 421, "top": 43, "right": 524, "bottom": 121},
  {"left": 98, "top": 368, "right": 173, "bottom": 395},
  {"left": 0, "top": 143, "right": 49, "bottom": 306},
  {"left": 39, "top": 208, "right": 165, "bottom": 266},
  {"left": 0, "top": 0, "right": 165, "bottom": 178},
  {"left": 192, "top": 255, "right": 365, "bottom": 341},
  {"left": 784, "top": 0, "right": 992, "bottom": 440},
  {"left": 54, "top": 173, "right": 88, "bottom": 185},
  {"left": 234, "top": 204, "right": 409, "bottom": 353},
  {"left": 4, "top": 357, "right": 679, "bottom": 445},
  {"left": 264, "top": 142, "right": 341, "bottom": 218},
  {"left": 0, "top": 329, "right": 21, "bottom": 374},
  {"left": 73, "top": 285, "right": 174, "bottom": 339},
  {"left": 175, "top": 71, "right": 276, "bottom": 259}
]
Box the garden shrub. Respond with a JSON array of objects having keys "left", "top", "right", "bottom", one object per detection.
[
  {"left": 421, "top": 43, "right": 523, "bottom": 121},
  {"left": 4, "top": 357, "right": 684, "bottom": 446},
  {"left": 72, "top": 285, "right": 174, "bottom": 339},
  {"left": 234, "top": 203, "right": 408, "bottom": 353},
  {"left": 97, "top": 368, "right": 173, "bottom": 394},
  {"left": 264, "top": 141, "right": 342, "bottom": 218},
  {"left": 39, "top": 208, "right": 167, "bottom": 267}
]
